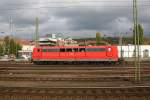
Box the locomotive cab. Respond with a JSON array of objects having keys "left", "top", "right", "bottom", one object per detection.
[{"left": 32, "top": 48, "right": 42, "bottom": 62}]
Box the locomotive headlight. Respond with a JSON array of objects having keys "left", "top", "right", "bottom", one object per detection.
[{"left": 108, "top": 48, "right": 111, "bottom": 52}]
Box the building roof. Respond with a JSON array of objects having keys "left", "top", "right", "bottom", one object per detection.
[
  {"left": 39, "top": 37, "right": 57, "bottom": 42},
  {"left": 17, "top": 39, "right": 32, "bottom": 45}
]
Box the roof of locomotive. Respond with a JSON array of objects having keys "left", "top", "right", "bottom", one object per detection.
[{"left": 34, "top": 45, "right": 117, "bottom": 49}]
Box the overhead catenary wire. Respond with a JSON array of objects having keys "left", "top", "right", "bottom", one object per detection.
[
  {"left": 6, "top": 0, "right": 150, "bottom": 4},
  {"left": 0, "top": 4, "right": 150, "bottom": 12},
  {"left": 6, "top": 1, "right": 150, "bottom": 6},
  {"left": 0, "top": 0, "right": 149, "bottom": 12},
  {"left": 4, "top": 1, "right": 150, "bottom": 7}
]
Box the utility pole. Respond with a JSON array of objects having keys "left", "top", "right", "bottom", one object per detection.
[
  {"left": 133, "top": 0, "right": 141, "bottom": 82},
  {"left": 9, "top": 16, "right": 14, "bottom": 36},
  {"left": 8, "top": 16, "right": 13, "bottom": 55},
  {"left": 119, "top": 32, "right": 123, "bottom": 59},
  {"left": 35, "top": 17, "right": 39, "bottom": 47}
]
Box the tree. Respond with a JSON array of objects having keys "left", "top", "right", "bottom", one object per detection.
[
  {"left": 133, "top": 24, "right": 144, "bottom": 44},
  {"left": 3, "top": 36, "right": 10, "bottom": 55},
  {"left": 15, "top": 43, "right": 22, "bottom": 57},
  {"left": 9, "top": 38, "right": 16, "bottom": 55},
  {"left": 139, "top": 24, "right": 144, "bottom": 44},
  {"left": 0, "top": 44, "right": 3, "bottom": 56},
  {"left": 96, "top": 32, "right": 101, "bottom": 45},
  {"left": 2, "top": 36, "right": 22, "bottom": 57},
  {"left": 9, "top": 38, "right": 22, "bottom": 57}
]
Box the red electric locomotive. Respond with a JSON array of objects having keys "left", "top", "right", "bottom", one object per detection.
[{"left": 32, "top": 46, "right": 119, "bottom": 64}]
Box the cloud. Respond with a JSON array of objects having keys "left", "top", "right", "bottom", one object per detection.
[{"left": 0, "top": 0, "right": 149, "bottom": 39}]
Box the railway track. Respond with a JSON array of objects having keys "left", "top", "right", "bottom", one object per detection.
[
  {"left": 0, "top": 64, "right": 150, "bottom": 70},
  {"left": 0, "top": 86, "right": 149, "bottom": 100},
  {"left": 0, "top": 86, "right": 150, "bottom": 95},
  {"left": 0, "top": 66, "right": 150, "bottom": 74},
  {"left": 0, "top": 75, "right": 149, "bottom": 82},
  {"left": 0, "top": 63, "right": 149, "bottom": 72},
  {"left": 0, "top": 67, "right": 149, "bottom": 87},
  {"left": 0, "top": 63, "right": 150, "bottom": 100},
  {"left": 0, "top": 64, "right": 150, "bottom": 82}
]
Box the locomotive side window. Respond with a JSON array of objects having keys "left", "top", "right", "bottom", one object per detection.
[
  {"left": 60, "top": 49, "right": 65, "bottom": 52},
  {"left": 48, "top": 49, "right": 60, "bottom": 52},
  {"left": 42, "top": 49, "right": 47, "bottom": 52},
  {"left": 73, "top": 48, "right": 78, "bottom": 52},
  {"left": 66, "top": 48, "right": 72, "bottom": 52},
  {"left": 86, "top": 48, "right": 106, "bottom": 52},
  {"left": 79, "top": 48, "right": 85, "bottom": 52}
]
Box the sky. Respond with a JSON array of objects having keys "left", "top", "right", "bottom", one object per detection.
[{"left": 0, "top": 0, "right": 150, "bottom": 39}]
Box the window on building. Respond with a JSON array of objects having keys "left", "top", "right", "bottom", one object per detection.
[
  {"left": 132, "top": 49, "right": 136, "bottom": 57},
  {"left": 121, "top": 50, "right": 124, "bottom": 57},
  {"left": 143, "top": 49, "right": 149, "bottom": 58}
]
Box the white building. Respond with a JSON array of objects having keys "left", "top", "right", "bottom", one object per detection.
[
  {"left": 118, "top": 45, "right": 150, "bottom": 61},
  {"left": 39, "top": 34, "right": 78, "bottom": 46},
  {"left": 39, "top": 37, "right": 57, "bottom": 46},
  {"left": 18, "top": 45, "right": 35, "bottom": 59},
  {"left": 64, "top": 38, "right": 78, "bottom": 46}
]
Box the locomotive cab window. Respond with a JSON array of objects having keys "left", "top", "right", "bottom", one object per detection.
[{"left": 37, "top": 49, "right": 40, "bottom": 52}]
